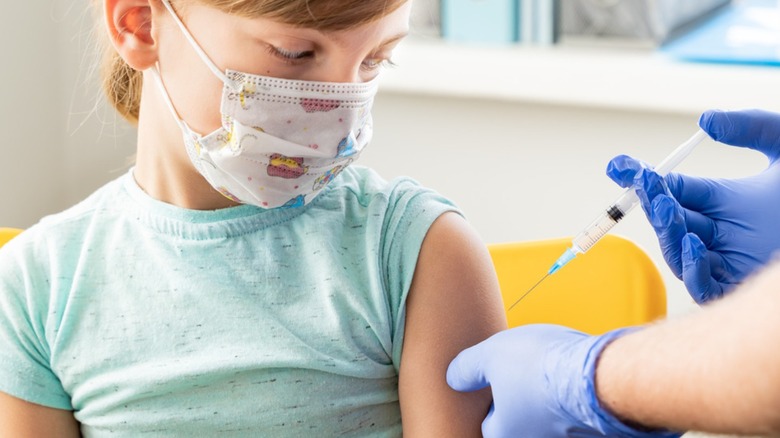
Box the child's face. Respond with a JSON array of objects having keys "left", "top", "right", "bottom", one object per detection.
[{"left": 155, "top": 1, "right": 412, "bottom": 135}]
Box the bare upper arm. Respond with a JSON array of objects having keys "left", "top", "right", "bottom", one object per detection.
[
  {"left": 0, "top": 391, "right": 80, "bottom": 438},
  {"left": 399, "top": 212, "right": 508, "bottom": 437}
]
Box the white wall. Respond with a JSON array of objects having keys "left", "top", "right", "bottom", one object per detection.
[
  {"left": 1, "top": 3, "right": 67, "bottom": 228},
  {"left": 0, "top": 1, "right": 136, "bottom": 229},
  {"left": 363, "top": 93, "right": 766, "bottom": 317},
  {"left": 0, "top": 2, "right": 770, "bottom": 318},
  {"left": 54, "top": 1, "right": 138, "bottom": 209}
]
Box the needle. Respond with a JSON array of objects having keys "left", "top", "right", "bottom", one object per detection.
[{"left": 507, "top": 273, "right": 550, "bottom": 311}]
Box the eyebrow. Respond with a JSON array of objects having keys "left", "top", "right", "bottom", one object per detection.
[{"left": 376, "top": 32, "right": 409, "bottom": 50}]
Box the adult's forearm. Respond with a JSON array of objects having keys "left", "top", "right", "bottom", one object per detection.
[{"left": 595, "top": 261, "right": 780, "bottom": 435}]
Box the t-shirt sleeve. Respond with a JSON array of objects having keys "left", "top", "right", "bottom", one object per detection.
[
  {"left": 378, "top": 178, "right": 462, "bottom": 371},
  {"left": 0, "top": 234, "right": 73, "bottom": 410}
]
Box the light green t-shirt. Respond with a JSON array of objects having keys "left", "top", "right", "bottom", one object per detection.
[{"left": 0, "top": 166, "right": 459, "bottom": 436}]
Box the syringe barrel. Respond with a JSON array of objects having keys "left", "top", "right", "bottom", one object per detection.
[
  {"left": 571, "top": 188, "right": 639, "bottom": 253},
  {"left": 612, "top": 187, "right": 640, "bottom": 216},
  {"left": 654, "top": 129, "right": 709, "bottom": 176},
  {"left": 562, "top": 129, "right": 709, "bottom": 270}
]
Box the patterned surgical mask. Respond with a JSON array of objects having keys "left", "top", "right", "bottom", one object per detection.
[{"left": 152, "top": 0, "right": 378, "bottom": 209}]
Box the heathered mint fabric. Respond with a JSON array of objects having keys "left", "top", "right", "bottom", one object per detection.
[{"left": 0, "top": 165, "right": 459, "bottom": 437}]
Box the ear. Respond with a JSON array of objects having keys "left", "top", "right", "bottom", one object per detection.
[{"left": 104, "top": 0, "right": 158, "bottom": 71}]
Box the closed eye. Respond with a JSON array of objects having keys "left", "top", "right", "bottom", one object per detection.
[
  {"left": 362, "top": 57, "right": 397, "bottom": 72},
  {"left": 267, "top": 45, "right": 315, "bottom": 63}
]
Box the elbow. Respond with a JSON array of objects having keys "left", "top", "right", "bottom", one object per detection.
[
  {"left": 753, "top": 386, "right": 780, "bottom": 435},
  {"left": 766, "top": 403, "right": 780, "bottom": 435},
  {"left": 760, "top": 416, "right": 780, "bottom": 436}
]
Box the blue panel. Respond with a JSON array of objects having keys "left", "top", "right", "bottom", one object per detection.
[
  {"left": 662, "top": 0, "right": 780, "bottom": 66},
  {"left": 441, "top": 0, "right": 519, "bottom": 44}
]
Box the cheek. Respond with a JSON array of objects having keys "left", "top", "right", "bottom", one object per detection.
[
  {"left": 168, "top": 69, "right": 224, "bottom": 134},
  {"left": 175, "top": 76, "right": 224, "bottom": 134},
  {"left": 159, "top": 35, "right": 225, "bottom": 134}
]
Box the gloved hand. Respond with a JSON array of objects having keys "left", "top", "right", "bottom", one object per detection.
[
  {"left": 607, "top": 109, "right": 780, "bottom": 304},
  {"left": 447, "top": 324, "right": 682, "bottom": 438}
]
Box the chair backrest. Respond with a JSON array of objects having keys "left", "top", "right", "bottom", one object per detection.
[
  {"left": 488, "top": 235, "right": 666, "bottom": 335},
  {"left": 0, "top": 228, "right": 23, "bottom": 249}
]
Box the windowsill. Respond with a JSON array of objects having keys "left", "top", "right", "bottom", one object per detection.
[{"left": 378, "top": 37, "right": 780, "bottom": 115}]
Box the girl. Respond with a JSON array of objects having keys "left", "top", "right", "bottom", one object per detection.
[{"left": 0, "top": 0, "right": 506, "bottom": 435}]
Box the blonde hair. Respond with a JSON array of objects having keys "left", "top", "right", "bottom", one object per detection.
[{"left": 97, "top": 0, "right": 407, "bottom": 124}]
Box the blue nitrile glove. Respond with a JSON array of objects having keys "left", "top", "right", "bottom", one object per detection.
[
  {"left": 607, "top": 109, "right": 780, "bottom": 304},
  {"left": 447, "top": 324, "right": 682, "bottom": 438}
]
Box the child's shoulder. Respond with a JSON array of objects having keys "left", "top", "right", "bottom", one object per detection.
[
  {"left": 8, "top": 173, "right": 129, "bottom": 253},
  {"left": 330, "top": 165, "right": 451, "bottom": 209},
  {"left": 321, "top": 165, "right": 461, "bottom": 237},
  {"left": 42, "top": 172, "right": 127, "bottom": 224}
]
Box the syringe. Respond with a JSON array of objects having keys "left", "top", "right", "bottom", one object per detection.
[{"left": 548, "top": 129, "right": 710, "bottom": 275}]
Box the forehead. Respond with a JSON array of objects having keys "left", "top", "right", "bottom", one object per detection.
[
  {"left": 321, "top": 2, "right": 412, "bottom": 46},
  {"left": 227, "top": 1, "right": 413, "bottom": 46},
  {"left": 206, "top": 0, "right": 411, "bottom": 32}
]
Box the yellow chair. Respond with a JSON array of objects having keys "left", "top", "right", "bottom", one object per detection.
[
  {"left": 488, "top": 235, "right": 666, "bottom": 335},
  {"left": 0, "top": 228, "right": 23, "bottom": 248}
]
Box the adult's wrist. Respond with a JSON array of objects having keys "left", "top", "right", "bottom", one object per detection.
[{"left": 584, "top": 328, "right": 683, "bottom": 438}]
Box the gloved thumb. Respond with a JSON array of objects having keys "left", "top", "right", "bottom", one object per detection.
[
  {"left": 699, "top": 109, "right": 780, "bottom": 162},
  {"left": 447, "top": 343, "right": 490, "bottom": 393},
  {"left": 681, "top": 233, "right": 722, "bottom": 304}
]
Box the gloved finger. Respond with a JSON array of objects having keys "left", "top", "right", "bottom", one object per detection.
[
  {"left": 678, "top": 207, "right": 716, "bottom": 248},
  {"left": 606, "top": 155, "right": 649, "bottom": 188},
  {"left": 663, "top": 172, "right": 725, "bottom": 214},
  {"left": 645, "top": 195, "right": 687, "bottom": 279},
  {"left": 446, "top": 343, "right": 490, "bottom": 392},
  {"left": 708, "top": 252, "right": 742, "bottom": 289},
  {"left": 648, "top": 191, "right": 719, "bottom": 274},
  {"left": 681, "top": 234, "right": 724, "bottom": 304},
  {"left": 699, "top": 109, "right": 780, "bottom": 162},
  {"left": 632, "top": 167, "right": 672, "bottom": 226},
  {"left": 633, "top": 167, "right": 667, "bottom": 201},
  {"left": 481, "top": 404, "right": 503, "bottom": 438}
]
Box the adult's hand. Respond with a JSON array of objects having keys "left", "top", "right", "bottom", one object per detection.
[
  {"left": 446, "top": 324, "right": 681, "bottom": 437},
  {"left": 607, "top": 109, "right": 780, "bottom": 303}
]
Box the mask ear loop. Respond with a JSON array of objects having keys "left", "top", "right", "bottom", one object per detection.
[
  {"left": 159, "top": 0, "right": 243, "bottom": 93},
  {"left": 149, "top": 64, "right": 199, "bottom": 138}
]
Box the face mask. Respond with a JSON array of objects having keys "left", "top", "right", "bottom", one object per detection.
[{"left": 151, "top": 0, "right": 379, "bottom": 209}]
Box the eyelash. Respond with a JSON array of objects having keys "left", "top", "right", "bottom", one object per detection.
[
  {"left": 361, "top": 57, "right": 397, "bottom": 72},
  {"left": 267, "top": 45, "right": 396, "bottom": 72},
  {"left": 268, "top": 46, "right": 313, "bottom": 63}
]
